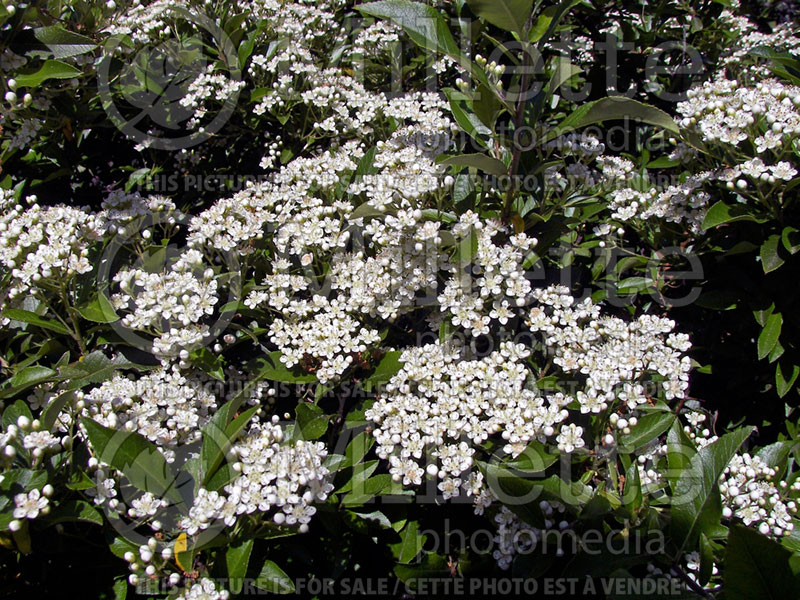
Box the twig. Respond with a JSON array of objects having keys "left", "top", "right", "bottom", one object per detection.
[{"left": 670, "top": 565, "right": 715, "bottom": 599}]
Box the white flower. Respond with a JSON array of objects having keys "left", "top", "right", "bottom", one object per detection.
[
  {"left": 13, "top": 489, "right": 49, "bottom": 520},
  {"left": 556, "top": 424, "right": 585, "bottom": 453}
]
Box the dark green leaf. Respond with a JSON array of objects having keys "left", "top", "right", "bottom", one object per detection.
[
  {"left": 761, "top": 234, "right": 786, "bottom": 273},
  {"left": 33, "top": 26, "right": 96, "bottom": 59},
  {"left": 670, "top": 427, "right": 753, "bottom": 554},
  {"left": 296, "top": 403, "right": 329, "bottom": 440},
  {"left": 776, "top": 362, "right": 800, "bottom": 398},
  {"left": 47, "top": 500, "right": 103, "bottom": 525},
  {"left": 247, "top": 351, "right": 317, "bottom": 383},
  {"left": 226, "top": 539, "right": 254, "bottom": 594},
  {"left": 724, "top": 525, "right": 798, "bottom": 600},
  {"left": 363, "top": 351, "right": 403, "bottom": 391},
  {"left": 542, "top": 97, "right": 679, "bottom": 143},
  {"left": 390, "top": 520, "right": 427, "bottom": 564},
  {"left": 81, "top": 418, "right": 181, "bottom": 503},
  {"left": 77, "top": 294, "right": 119, "bottom": 323},
  {"left": 619, "top": 412, "right": 675, "bottom": 452},
  {"left": 466, "top": 0, "right": 533, "bottom": 38},
  {"left": 14, "top": 60, "right": 81, "bottom": 88},
  {"left": 757, "top": 312, "right": 782, "bottom": 360},
  {"left": 2, "top": 308, "right": 71, "bottom": 335},
  {"left": 254, "top": 560, "right": 295, "bottom": 594},
  {"left": 702, "top": 200, "right": 765, "bottom": 229},
  {"left": 437, "top": 153, "right": 507, "bottom": 175}
]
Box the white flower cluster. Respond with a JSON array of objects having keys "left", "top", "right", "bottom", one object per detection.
[
  {"left": 82, "top": 367, "right": 219, "bottom": 463},
  {"left": 180, "top": 65, "right": 245, "bottom": 130},
  {"left": 495, "top": 502, "right": 572, "bottom": 569},
  {"left": 7, "top": 118, "right": 42, "bottom": 151},
  {"left": 268, "top": 295, "right": 382, "bottom": 384},
  {"left": 719, "top": 9, "right": 800, "bottom": 75},
  {"left": 528, "top": 286, "right": 692, "bottom": 410},
  {"left": 180, "top": 417, "right": 332, "bottom": 535},
  {"left": 175, "top": 579, "right": 230, "bottom": 600},
  {"left": 719, "top": 453, "right": 798, "bottom": 538},
  {"left": 111, "top": 251, "right": 219, "bottom": 361},
  {"left": 438, "top": 212, "right": 536, "bottom": 337},
  {"left": 0, "top": 198, "right": 101, "bottom": 303},
  {"left": 352, "top": 21, "right": 401, "bottom": 57},
  {"left": 366, "top": 341, "right": 570, "bottom": 495},
  {"left": 104, "top": 0, "right": 191, "bottom": 44},
  {"left": 603, "top": 171, "right": 713, "bottom": 233},
  {"left": 188, "top": 89, "right": 453, "bottom": 383},
  {"left": 98, "top": 190, "right": 178, "bottom": 233},
  {"left": 677, "top": 78, "right": 800, "bottom": 149}
]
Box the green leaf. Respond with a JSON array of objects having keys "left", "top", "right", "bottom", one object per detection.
[
  {"left": 226, "top": 539, "right": 254, "bottom": 594},
  {"left": 757, "top": 312, "right": 782, "bottom": 360},
  {"left": 190, "top": 346, "right": 225, "bottom": 382},
  {"left": 112, "top": 578, "right": 127, "bottom": 600},
  {"left": 622, "top": 458, "right": 642, "bottom": 513},
  {"left": 200, "top": 404, "right": 259, "bottom": 487},
  {"left": 616, "top": 276, "right": 655, "bottom": 294},
  {"left": 296, "top": 403, "right": 329, "bottom": 440},
  {"left": 466, "top": 0, "right": 533, "bottom": 38},
  {"left": 437, "top": 153, "right": 507, "bottom": 175},
  {"left": 81, "top": 418, "right": 182, "bottom": 504},
  {"left": 394, "top": 553, "right": 450, "bottom": 586},
  {"left": 781, "top": 226, "right": 800, "bottom": 255},
  {"left": 2, "top": 308, "right": 71, "bottom": 335},
  {"left": 698, "top": 533, "right": 714, "bottom": 586},
  {"left": 776, "top": 362, "right": 800, "bottom": 398},
  {"left": 390, "top": 520, "right": 427, "bottom": 564},
  {"left": 47, "top": 500, "right": 103, "bottom": 525},
  {"left": 503, "top": 440, "right": 558, "bottom": 472},
  {"left": 247, "top": 352, "right": 317, "bottom": 383},
  {"left": 442, "top": 89, "right": 492, "bottom": 148},
  {"left": 756, "top": 440, "right": 798, "bottom": 476},
  {"left": 724, "top": 525, "right": 798, "bottom": 600},
  {"left": 531, "top": 0, "right": 583, "bottom": 46},
  {"left": 77, "top": 294, "right": 119, "bottom": 323},
  {"left": 341, "top": 474, "right": 393, "bottom": 505},
  {"left": 453, "top": 172, "right": 473, "bottom": 204},
  {"left": 480, "top": 462, "right": 591, "bottom": 526},
  {"left": 761, "top": 234, "right": 786, "bottom": 273},
  {"left": 55, "top": 351, "right": 152, "bottom": 387},
  {"left": 548, "top": 56, "right": 582, "bottom": 96},
  {"left": 336, "top": 461, "right": 379, "bottom": 494},
  {"left": 2, "top": 400, "right": 33, "bottom": 429},
  {"left": 342, "top": 430, "right": 375, "bottom": 469},
  {"left": 645, "top": 157, "right": 680, "bottom": 169},
  {"left": 363, "top": 351, "right": 403, "bottom": 391},
  {"left": 41, "top": 352, "right": 155, "bottom": 429},
  {"left": 541, "top": 96, "right": 679, "bottom": 143},
  {"left": 670, "top": 427, "right": 754, "bottom": 554},
  {"left": 14, "top": 60, "right": 81, "bottom": 88},
  {"left": 254, "top": 560, "right": 295, "bottom": 594},
  {"left": 33, "top": 26, "right": 97, "bottom": 59},
  {"left": 453, "top": 228, "right": 479, "bottom": 266},
  {"left": 702, "top": 200, "right": 764, "bottom": 229},
  {"left": 0, "top": 469, "right": 46, "bottom": 494},
  {"left": 350, "top": 202, "right": 385, "bottom": 220},
  {"left": 8, "top": 365, "right": 56, "bottom": 389},
  {"left": 619, "top": 412, "right": 675, "bottom": 452}
]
